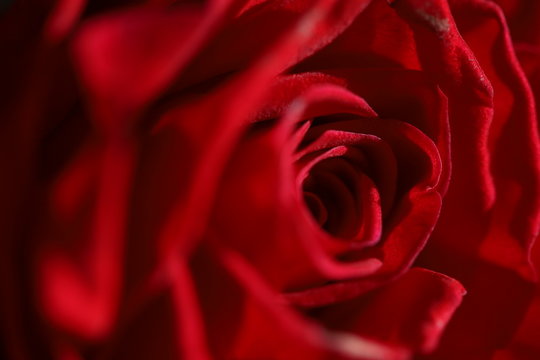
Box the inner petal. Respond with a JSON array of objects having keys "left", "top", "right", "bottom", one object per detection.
[
  {"left": 303, "top": 192, "right": 328, "bottom": 225},
  {"left": 304, "top": 169, "right": 358, "bottom": 238},
  {"left": 297, "top": 128, "right": 397, "bottom": 216}
]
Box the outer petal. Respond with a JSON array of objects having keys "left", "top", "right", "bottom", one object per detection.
[
  {"left": 491, "top": 0, "right": 540, "bottom": 47},
  {"left": 493, "top": 240, "right": 540, "bottom": 359},
  {"left": 295, "top": 0, "right": 421, "bottom": 71},
  {"left": 303, "top": 268, "right": 465, "bottom": 355},
  {"left": 191, "top": 245, "right": 409, "bottom": 360},
  {"left": 0, "top": 1, "right": 87, "bottom": 359},
  {"left": 391, "top": 0, "right": 540, "bottom": 357}
]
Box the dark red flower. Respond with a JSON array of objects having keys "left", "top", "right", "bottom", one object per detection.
[{"left": 1, "top": 0, "right": 539, "bottom": 359}]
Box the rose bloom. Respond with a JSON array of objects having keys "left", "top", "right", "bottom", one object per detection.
[{"left": 1, "top": 0, "right": 540, "bottom": 359}]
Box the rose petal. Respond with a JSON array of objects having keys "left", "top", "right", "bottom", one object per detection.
[
  {"left": 296, "top": 0, "right": 421, "bottom": 71},
  {"left": 308, "top": 268, "right": 465, "bottom": 354},
  {"left": 190, "top": 245, "right": 409, "bottom": 360},
  {"left": 392, "top": 0, "right": 540, "bottom": 356}
]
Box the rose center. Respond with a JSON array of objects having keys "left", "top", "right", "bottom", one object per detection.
[{"left": 301, "top": 154, "right": 367, "bottom": 239}]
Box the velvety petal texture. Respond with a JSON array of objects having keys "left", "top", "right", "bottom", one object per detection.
[
  {"left": 1, "top": 0, "right": 539, "bottom": 359},
  {"left": 389, "top": 0, "right": 540, "bottom": 358}
]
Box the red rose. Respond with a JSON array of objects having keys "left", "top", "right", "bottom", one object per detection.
[{"left": 1, "top": 0, "right": 539, "bottom": 359}]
